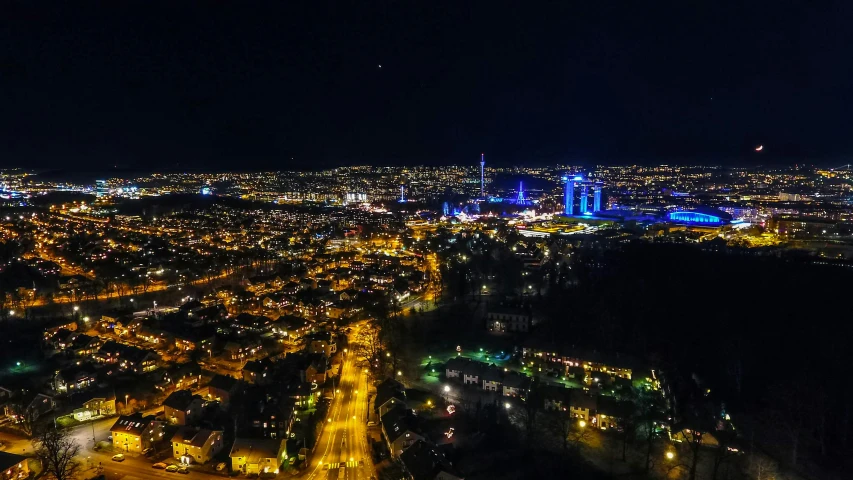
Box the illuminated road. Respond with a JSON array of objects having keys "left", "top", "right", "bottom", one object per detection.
[{"left": 305, "top": 327, "right": 374, "bottom": 480}]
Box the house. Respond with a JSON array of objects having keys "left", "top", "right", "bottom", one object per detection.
[
  {"left": 52, "top": 363, "right": 98, "bottom": 393},
  {"left": 224, "top": 339, "right": 263, "bottom": 361},
  {"left": 501, "top": 372, "right": 530, "bottom": 398},
  {"left": 95, "top": 341, "right": 158, "bottom": 373},
  {"left": 110, "top": 414, "right": 164, "bottom": 453},
  {"left": 163, "top": 390, "right": 204, "bottom": 426},
  {"left": 569, "top": 390, "right": 597, "bottom": 422},
  {"left": 171, "top": 427, "right": 224, "bottom": 465},
  {"left": 485, "top": 305, "right": 535, "bottom": 333},
  {"left": 157, "top": 363, "right": 202, "bottom": 392},
  {"left": 232, "top": 313, "right": 273, "bottom": 334},
  {"left": 279, "top": 352, "right": 328, "bottom": 384},
  {"left": 0, "top": 451, "right": 30, "bottom": 480},
  {"left": 171, "top": 327, "right": 216, "bottom": 352},
  {"left": 43, "top": 318, "right": 77, "bottom": 338},
  {"left": 444, "top": 357, "right": 470, "bottom": 379},
  {"left": 480, "top": 366, "right": 503, "bottom": 393},
  {"left": 199, "top": 374, "right": 242, "bottom": 408},
  {"left": 381, "top": 406, "right": 423, "bottom": 458},
  {"left": 229, "top": 438, "right": 287, "bottom": 475},
  {"left": 297, "top": 299, "right": 327, "bottom": 318},
  {"left": 305, "top": 332, "right": 336, "bottom": 357},
  {"left": 72, "top": 391, "right": 116, "bottom": 422},
  {"left": 70, "top": 334, "right": 102, "bottom": 357},
  {"left": 461, "top": 362, "right": 484, "bottom": 386},
  {"left": 242, "top": 359, "right": 275, "bottom": 385},
  {"left": 326, "top": 302, "right": 347, "bottom": 320},
  {"left": 276, "top": 315, "right": 310, "bottom": 338},
  {"left": 374, "top": 378, "right": 407, "bottom": 417},
  {"left": 594, "top": 396, "right": 634, "bottom": 431},
  {"left": 46, "top": 328, "right": 77, "bottom": 351},
  {"left": 400, "top": 440, "right": 464, "bottom": 480},
  {"left": 243, "top": 386, "right": 296, "bottom": 440},
  {"left": 4, "top": 391, "right": 55, "bottom": 425},
  {"left": 542, "top": 385, "right": 572, "bottom": 411}
]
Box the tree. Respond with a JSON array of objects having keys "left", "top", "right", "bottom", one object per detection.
[
  {"left": 354, "top": 321, "right": 382, "bottom": 366},
  {"left": 709, "top": 429, "right": 740, "bottom": 480},
  {"left": 634, "top": 387, "right": 663, "bottom": 474},
  {"left": 32, "top": 426, "right": 82, "bottom": 480}
]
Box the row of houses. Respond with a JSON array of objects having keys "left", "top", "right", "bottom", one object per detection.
[
  {"left": 444, "top": 358, "right": 531, "bottom": 397},
  {"left": 521, "top": 337, "right": 635, "bottom": 382}
]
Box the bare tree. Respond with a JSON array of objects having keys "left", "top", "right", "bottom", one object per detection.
[
  {"left": 354, "top": 321, "right": 382, "bottom": 366},
  {"left": 32, "top": 427, "right": 82, "bottom": 480}
]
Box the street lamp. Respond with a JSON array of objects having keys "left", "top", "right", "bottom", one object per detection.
[
  {"left": 578, "top": 420, "right": 587, "bottom": 428},
  {"left": 73, "top": 305, "right": 79, "bottom": 312},
  {"left": 444, "top": 385, "right": 450, "bottom": 393},
  {"left": 125, "top": 394, "right": 129, "bottom": 413},
  {"left": 666, "top": 451, "right": 675, "bottom": 460}
]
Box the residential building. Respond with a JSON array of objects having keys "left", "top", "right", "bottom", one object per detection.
[
  {"left": 3, "top": 391, "right": 55, "bottom": 424},
  {"left": 501, "top": 372, "right": 530, "bottom": 398},
  {"left": 568, "top": 390, "right": 597, "bottom": 422},
  {"left": 110, "top": 414, "right": 164, "bottom": 453},
  {"left": 461, "top": 362, "right": 483, "bottom": 386},
  {"left": 229, "top": 438, "right": 287, "bottom": 475},
  {"left": 305, "top": 332, "right": 337, "bottom": 357},
  {"left": 95, "top": 341, "right": 158, "bottom": 373},
  {"left": 52, "top": 363, "right": 98, "bottom": 393},
  {"left": 485, "top": 305, "right": 535, "bottom": 333},
  {"left": 72, "top": 392, "right": 116, "bottom": 421},
  {"left": 480, "top": 367, "right": 502, "bottom": 393},
  {"left": 400, "top": 440, "right": 464, "bottom": 480},
  {"left": 444, "top": 357, "right": 469, "bottom": 379},
  {"left": 381, "top": 406, "right": 423, "bottom": 458},
  {"left": 242, "top": 358, "right": 275, "bottom": 385},
  {"left": 163, "top": 390, "right": 204, "bottom": 426},
  {"left": 199, "top": 374, "right": 242, "bottom": 408},
  {"left": 374, "top": 378, "right": 407, "bottom": 417},
  {"left": 223, "top": 340, "right": 262, "bottom": 361},
  {"left": 171, "top": 427, "right": 224, "bottom": 465}
]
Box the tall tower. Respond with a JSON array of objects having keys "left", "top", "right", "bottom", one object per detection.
[
  {"left": 516, "top": 181, "right": 526, "bottom": 204},
  {"left": 593, "top": 182, "right": 602, "bottom": 212},
  {"left": 580, "top": 184, "right": 589, "bottom": 213},
  {"left": 563, "top": 174, "right": 575, "bottom": 215},
  {"left": 399, "top": 185, "right": 405, "bottom": 203},
  {"left": 480, "top": 153, "right": 485, "bottom": 199}
]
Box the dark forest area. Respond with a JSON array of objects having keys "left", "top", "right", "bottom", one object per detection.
[{"left": 542, "top": 243, "right": 852, "bottom": 476}]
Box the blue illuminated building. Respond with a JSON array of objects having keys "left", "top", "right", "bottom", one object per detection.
[
  {"left": 561, "top": 174, "right": 603, "bottom": 215},
  {"left": 667, "top": 208, "right": 732, "bottom": 226}
]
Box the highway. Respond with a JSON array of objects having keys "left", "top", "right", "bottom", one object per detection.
[{"left": 305, "top": 327, "right": 375, "bottom": 480}]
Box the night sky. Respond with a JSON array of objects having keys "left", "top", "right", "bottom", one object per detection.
[{"left": 3, "top": 1, "right": 852, "bottom": 170}]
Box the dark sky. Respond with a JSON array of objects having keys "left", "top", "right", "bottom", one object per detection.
[{"left": 2, "top": 1, "right": 852, "bottom": 170}]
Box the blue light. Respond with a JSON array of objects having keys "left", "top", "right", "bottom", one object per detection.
[
  {"left": 573, "top": 175, "right": 584, "bottom": 181},
  {"left": 667, "top": 211, "right": 726, "bottom": 225}
]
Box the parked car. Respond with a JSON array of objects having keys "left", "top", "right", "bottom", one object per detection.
[
  {"left": 142, "top": 447, "right": 154, "bottom": 456},
  {"left": 165, "top": 465, "right": 179, "bottom": 472},
  {"left": 216, "top": 462, "right": 227, "bottom": 472},
  {"left": 153, "top": 463, "right": 168, "bottom": 469},
  {"left": 111, "top": 454, "right": 125, "bottom": 462},
  {"left": 177, "top": 466, "right": 189, "bottom": 474}
]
